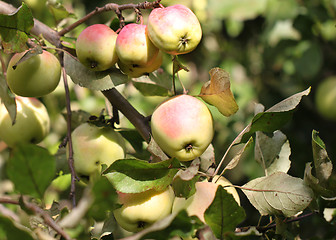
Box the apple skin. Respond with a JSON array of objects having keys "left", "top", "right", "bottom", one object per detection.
[
  {"left": 116, "top": 23, "right": 159, "bottom": 67},
  {"left": 151, "top": 94, "right": 214, "bottom": 161},
  {"left": 69, "top": 123, "right": 126, "bottom": 177},
  {"left": 147, "top": 4, "right": 202, "bottom": 55},
  {"left": 76, "top": 24, "right": 119, "bottom": 71},
  {"left": 0, "top": 97, "right": 50, "bottom": 147},
  {"left": 113, "top": 186, "right": 175, "bottom": 232},
  {"left": 315, "top": 76, "right": 336, "bottom": 121},
  {"left": 172, "top": 176, "right": 240, "bottom": 223},
  {"left": 6, "top": 50, "right": 61, "bottom": 97},
  {"left": 117, "top": 50, "right": 163, "bottom": 78}
]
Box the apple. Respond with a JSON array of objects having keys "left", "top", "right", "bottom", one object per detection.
[
  {"left": 0, "top": 97, "right": 50, "bottom": 147},
  {"left": 117, "top": 50, "right": 163, "bottom": 78},
  {"left": 6, "top": 50, "right": 61, "bottom": 97},
  {"left": 113, "top": 186, "right": 175, "bottom": 232},
  {"left": 151, "top": 94, "right": 214, "bottom": 161},
  {"left": 315, "top": 76, "right": 336, "bottom": 121},
  {"left": 76, "top": 24, "right": 119, "bottom": 71},
  {"left": 147, "top": 4, "right": 202, "bottom": 55},
  {"left": 69, "top": 123, "right": 125, "bottom": 177},
  {"left": 116, "top": 23, "right": 159, "bottom": 67},
  {"left": 172, "top": 175, "right": 240, "bottom": 223}
]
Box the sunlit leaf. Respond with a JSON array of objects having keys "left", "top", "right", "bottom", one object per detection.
[
  {"left": 104, "top": 158, "right": 180, "bottom": 193},
  {"left": 242, "top": 172, "right": 314, "bottom": 217},
  {"left": 199, "top": 68, "right": 239, "bottom": 117},
  {"left": 0, "top": 3, "right": 33, "bottom": 53}
]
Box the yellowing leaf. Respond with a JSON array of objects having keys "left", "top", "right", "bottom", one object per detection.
[{"left": 199, "top": 68, "right": 238, "bottom": 117}]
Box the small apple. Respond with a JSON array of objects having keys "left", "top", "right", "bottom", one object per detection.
[
  {"left": 116, "top": 23, "right": 159, "bottom": 67},
  {"left": 172, "top": 175, "right": 240, "bottom": 223},
  {"left": 315, "top": 76, "right": 336, "bottom": 121},
  {"left": 69, "top": 123, "right": 125, "bottom": 177},
  {"left": 6, "top": 50, "right": 61, "bottom": 97},
  {"left": 76, "top": 24, "right": 119, "bottom": 71},
  {"left": 113, "top": 186, "right": 175, "bottom": 232},
  {"left": 151, "top": 94, "right": 214, "bottom": 161},
  {"left": 0, "top": 97, "right": 50, "bottom": 147},
  {"left": 147, "top": 4, "right": 202, "bottom": 55},
  {"left": 117, "top": 50, "right": 163, "bottom": 78}
]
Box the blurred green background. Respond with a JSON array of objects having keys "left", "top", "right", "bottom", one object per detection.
[{"left": 3, "top": 0, "right": 336, "bottom": 238}]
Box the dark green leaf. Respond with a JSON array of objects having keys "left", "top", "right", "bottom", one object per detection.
[
  {"left": 132, "top": 74, "right": 171, "bottom": 97},
  {"left": 0, "top": 3, "right": 34, "bottom": 53},
  {"left": 172, "top": 174, "right": 199, "bottom": 198},
  {"left": 204, "top": 187, "right": 246, "bottom": 239},
  {"left": 0, "top": 215, "right": 34, "bottom": 240},
  {"left": 6, "top": 144, "right": 56, "bottom": 199},
  {"left": 118, "top": 129, "right": 144, "bottom": 154},
  {"left": 64, "top": 52, "right": 128, "bottom": 91},
  {"left": 104, "top": 158, "right": 180, "bottom": 193},
  {"left": 47, "top": 1, "right": 76, "bottom": 23}
]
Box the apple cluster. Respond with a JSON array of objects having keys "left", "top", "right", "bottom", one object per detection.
[{"left": 75, "top": 4, "right": 202, "bottom": 78}]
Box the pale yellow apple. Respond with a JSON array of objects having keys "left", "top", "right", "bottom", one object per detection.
[
  {"left": 113, "top": 186, "right": 175, "bottom": 232},
  {"left": 172, "top": 176, "right": 240, "bottom": 223},
  {"left": 151, "top": 94, "right": 214, "bottom": 161},
  {"left": 69, "top": 123, "right": 125, "bottom": 177}
]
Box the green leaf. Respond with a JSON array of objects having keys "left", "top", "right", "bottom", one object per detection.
[
  {"left": 6, "top": 144, "right": 56, "bottom": 199},
  {"left": 0, "top": 74, "right": 16, "bottom": 124},
  {"left": 239, "top": 87, "right": 311, "bottom": 143},
  {"left": 242, "top": 172, "right": 314, "bottom": 217},
  {"left": 132, "top": 73, "right": 171, "bottom": 97},
  {"left": 204, "top": 187, "right": 246, "bottom": 239},
  {"left": 0, "top": 3, "right": 34, "bottom": 53},
  {"left": 104, "top": 158, "right": 180, "bottom": 193},
  {"left": 47, "top": 1, "right": 76, "bottom": 23},
  {"left": 172, "top": 174, "right": 199, "bottom": 198},
  {"left": 0, "top": 215, "right": 35, "bottom": 240},
  {"left": 63, "top": 52, "right": 128, "bottom": 91}
]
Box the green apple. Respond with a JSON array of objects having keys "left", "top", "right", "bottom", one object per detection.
[
  {"left": 113, "top": 186, "right": 175, "bottom": 232},
  {"left": 116, "top": 23, "right": 159, "bottom": 67},
  {"left": 315, "top": 76, "right": 336, "bottom": 121},
  {"left": 117, "top": 50, "right": 163, "bottom": 78},
  {"left": 0, "top": 97, "right": 50, "bottom": 147},
  {"left": 76, "top": 24, "right": 119, "bottom": 71},
  {"left": 6, "top": 50, "right": 61, "bottom": 97},
  {"left": 151, "top": 94, "right": 214, "bottom": 161},
  {"left": 172, "top": 176, "right": 240, "bottom": 223},
  {"left": 69, "top": 123, "right": 125, "bottom": 177},
  {"left": 147, "top": 4, "right": 202, "bottom": 55}
]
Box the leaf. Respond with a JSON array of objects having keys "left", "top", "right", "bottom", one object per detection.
[
  {"left": 147, "top": 136, "right": 169, "bottom": 162},
  {"left": 0, "top": 75, "right": 16, "bottom": 124},
  {"left": 6, "top": 144, "right": 56, "bottom": 199},
  {"left": 199, "top": 144, "right": 216, "bottom": 174},
  {"left": 11, "top": 46, "right": 43, "bottom": 69},
  {"left": 204, "top": 187, "right": 246, "bottom": 239},
  {"left": 63, "top": 52, "right": 128, "bottom": 91},
  {"left": 0, "top": 215, "right": 35, "bottom": 240},
  {"left": 132, "top": 73, "right": 171, "bottom": 97},
  {"left": 199, "top": 68, "right": 239, "bottom": 117},
  {"left": 242, "top": 172, "right": 314, "bottom": 217},
  {"left": 239, "top": 87, "right": 311, "bottom": 143},
  {"left": 47, "top": 1, "right": 76, "bottom": 23},
  {"left": 255, "top": 131, "right": 291, "bottom": 175},
  {"left": 104, "top": 158, "right": 180, "bottom": 193},
  {"left": 0, "top": 3, "right": 34, "bottom": 53},
  {"left": 172, "top": 161, "right": 200, "bottom": 198}
]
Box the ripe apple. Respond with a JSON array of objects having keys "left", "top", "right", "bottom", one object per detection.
[
  {"left": 151, "top": 94, "right": 214, "bottom": 161},
  {"left": 147, "top": 4, "right": 202, "bottom": 55},
  {"left": 76, "top": 24, "right": 119, "bottom": 71},
  {"left": 69, "top": 123, "right": 125, "bottom": 177},
  {"left": 0, "top": 97, "right": 50, "bottom": 147},
  {"left": 117, "top": 50, "right": 163, "bottom": 78},
  {"left": 172, "top": 175, "right": 240, "bottom": 223},
  {"left": 116, "top": 23, "right": 159, "bottom": 67},
  {"left": 315, "top": 76, "right": 336, "bottom": 121},
  {"left": 113, "top": 186, "right": 175, "bottom": 232},
  {"left": 6, "top": 50, "right": 61, "bottom": 97}
]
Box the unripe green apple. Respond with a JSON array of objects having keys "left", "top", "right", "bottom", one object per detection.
[
  {"left": 76, "top": 24, "right": 119, "bottom": 71},
  {"left": 69, "top": 123, "right": 125, "bottom": 177},
  {"left": 0, "top": 97, "right": 50, "bottom": 147},
  {"left": 117, "top": 50, "right": 163, "bottom": 78},
  {"left": 115, "top": 23, "right": 159, "bottom": 67},
  {"left": 151, "top": 94, "right": 214, "bottom": 161},
  {"left": 6, "top": 50, "right": 61, "bottom": 97},
  {"left": 315, "top": 76, "right": 336, "bottom": 121},
  {"left": 172, "top": 176, "right": 240, "bottom": 223},
  {"left": 113, "top": 186, "right": 175, "bottom": 232},
  {"left": 147, "top": 4, "right": 202, "bottom": 55}
]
